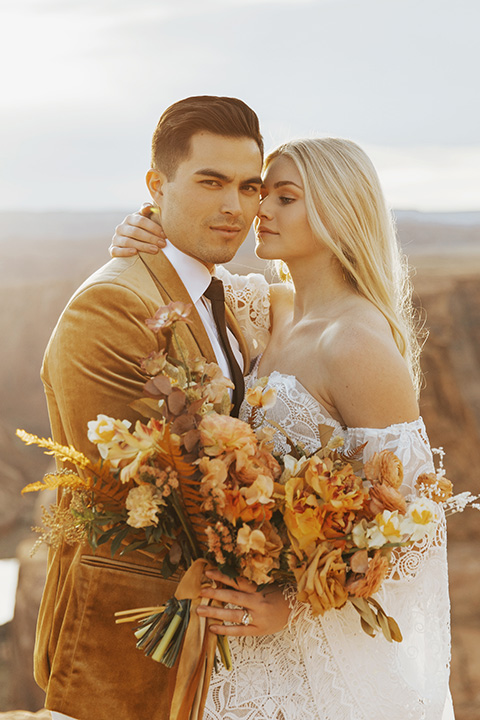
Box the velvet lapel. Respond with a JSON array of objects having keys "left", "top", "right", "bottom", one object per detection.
[{"left": 140, "top": 251, "right": 217, "bottom": 364}]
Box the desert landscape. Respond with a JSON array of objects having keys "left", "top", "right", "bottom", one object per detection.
[{"left": 0, "top": 210, "right": 479, "bottom": 719}]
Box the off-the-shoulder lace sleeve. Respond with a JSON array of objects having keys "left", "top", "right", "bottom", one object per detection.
[
  {"left": 343, "top": 417, "right": 435, "bottom": 496},
  {"left": 216, "top": 265, "right": 271, "bottom": 358}
]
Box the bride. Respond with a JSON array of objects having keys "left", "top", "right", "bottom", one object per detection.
[{"left": 111, "top": 137, "right": 454, "bottom": 719}]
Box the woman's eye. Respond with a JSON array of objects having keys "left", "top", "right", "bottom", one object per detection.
[{"left": 279, "top": 196, "right": 294, "bottom": 205}]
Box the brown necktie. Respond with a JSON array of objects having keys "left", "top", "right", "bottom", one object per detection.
[{"left": 203, "top": 277, "right": 244, "bottom": 417}]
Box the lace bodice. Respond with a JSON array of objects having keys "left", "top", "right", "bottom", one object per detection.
[
  {"left": 215, "top": 266, "right": 271, "bottom": 358},
  {"left": 204, "top": 360, "right": 453, "bottom": 720}
]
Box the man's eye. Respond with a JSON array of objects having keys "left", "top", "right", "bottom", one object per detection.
[
  {"left": 242, "top": 185, "right": 261, "bottom": 194},
  {"left": 201, "top": 180, "right": 221, "bottom": 187}
]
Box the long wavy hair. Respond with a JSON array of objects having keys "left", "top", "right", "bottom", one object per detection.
[{"left": 265, "top": 137, "right": 423, "bottom": 396}]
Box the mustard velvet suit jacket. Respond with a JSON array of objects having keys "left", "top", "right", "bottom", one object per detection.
[{"left": 37, "top": 250, "right": 249, "bottom": 720}]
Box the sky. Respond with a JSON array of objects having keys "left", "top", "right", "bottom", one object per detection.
[{"left": 1, "top": 0, "right": 479, "bottom": 212}]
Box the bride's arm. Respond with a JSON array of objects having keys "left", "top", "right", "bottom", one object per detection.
[{"left": 109, "top": 206, "right": 166, "bottom": 257}]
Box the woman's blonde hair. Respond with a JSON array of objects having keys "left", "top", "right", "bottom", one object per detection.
[{"left": 265, "top": 137, "right": 423, "bottom": 396}]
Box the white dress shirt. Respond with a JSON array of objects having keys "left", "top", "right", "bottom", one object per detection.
[{"left": 161, "top": 239, "right": 244, "bottom": 381}]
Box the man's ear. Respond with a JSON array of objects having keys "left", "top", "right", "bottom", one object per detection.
[{"left": 146, "top": 169, "right": 167, "bottom": 207}]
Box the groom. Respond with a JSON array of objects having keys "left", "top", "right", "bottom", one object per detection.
[{"left": 37, "top": 95, "right": 264, "bottom": 720}]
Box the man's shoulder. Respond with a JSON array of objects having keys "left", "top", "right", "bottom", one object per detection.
[{"left": 72, "top": 255, "right": 154, "bottom": 301}]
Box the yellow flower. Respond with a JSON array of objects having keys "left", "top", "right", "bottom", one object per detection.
[{"left": 401, "top": 498, "right": 441, "bottom": 542}]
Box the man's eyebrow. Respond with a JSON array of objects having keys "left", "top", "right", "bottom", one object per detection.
[
  {"left": 194, "top": 169, "right": 262, "bottom": 186},
  {"left": 194, "top": 169, "right": 231, "bottom": 182}
]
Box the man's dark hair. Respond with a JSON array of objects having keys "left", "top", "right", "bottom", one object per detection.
[{"left": 151, "top": 95, "right": 264, "bottom": 178}]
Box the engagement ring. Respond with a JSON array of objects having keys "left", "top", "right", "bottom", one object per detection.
[{"left": 241, "top": 611, "right": 253, "bottom": 626}]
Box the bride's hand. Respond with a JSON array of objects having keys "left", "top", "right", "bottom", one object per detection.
[
  {"left": 197, "top": 569, "right": 291, "bottom": 637},
  {"left": 109, "top": 204, "right": 166, "bottom": 257}
]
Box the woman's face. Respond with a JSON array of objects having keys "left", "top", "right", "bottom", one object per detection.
[{"left": 255, "top": 155, "right": 318, "bottom": 262}]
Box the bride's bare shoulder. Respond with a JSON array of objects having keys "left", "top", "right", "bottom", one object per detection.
[{"left": 322, "top": 300, "right": 419, "bottom": 428}]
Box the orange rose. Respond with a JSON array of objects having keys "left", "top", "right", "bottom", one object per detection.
[
  {"left": 364, "top": 450, "right": 404, "bottom": 489},
  {"left": 369, "top": 483, "right": 407, "bottom": 516}
]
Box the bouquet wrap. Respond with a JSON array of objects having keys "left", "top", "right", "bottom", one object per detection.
[{"left": 169, "top": 559, "right": 217, "bottom": 720}]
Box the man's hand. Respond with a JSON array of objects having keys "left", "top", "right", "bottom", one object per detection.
[
  {"left": 196, "top": 569, "right": 291, "bottom": 637},
  {"left": 109, "top": 204, "right": 167, "bottom": 257}
]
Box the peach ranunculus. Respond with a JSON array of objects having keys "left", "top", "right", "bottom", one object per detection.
[
  {"left": 294, "top": 544, "right": 349, "bottom": 615},
  {"left": 199, "top": 413, "right": 257, "bottom": 469},
  {"left": 125, "top": 485, "right": 165, "bottom": 528},
  {"left": 145, "top": 301, "right": 193, "bottom": 332},
  {"left": 363, "top": 450, "right": 404, "bottom": 489},
  {"left": 416, "top": 472, "right": 453, "bottom": 503},
  {"left": 369, "top": 483, "right": 407, "bottom": 516},
  {"left": 347, "top": 550, "right": 390, "bottom": 598}
]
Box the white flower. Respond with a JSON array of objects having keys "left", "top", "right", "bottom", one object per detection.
[
  {"left": 125, "top": 485, "right": 165, "bottom": 528},
  {"left": 280, "top": 454, "right": 309, "bottom": 484},
  {"left": 87, "top": 415, "right": 131, "bottom": 459},
  {"left": 401, "top": 497, "right": 441, "bottom": 542}
]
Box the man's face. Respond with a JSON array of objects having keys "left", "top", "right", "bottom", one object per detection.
[{"left": 150, "top": 132, "right": 263, "bottom": 267}]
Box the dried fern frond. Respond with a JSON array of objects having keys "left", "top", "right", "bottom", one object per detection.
[
  {"left": 22, "top": 469, "right": 91, "bottom": 494},
  {"left": 16, "top": 429, "right": 92, "bottom": 469}
]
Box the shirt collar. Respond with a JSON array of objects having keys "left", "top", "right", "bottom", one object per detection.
[{"left": 162, "top": 238, "right": 213, "bottom": 304}]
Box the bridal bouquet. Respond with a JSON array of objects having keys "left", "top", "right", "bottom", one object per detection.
[{"left": 18, "top": 301, "right": 480, "bottom": 718}]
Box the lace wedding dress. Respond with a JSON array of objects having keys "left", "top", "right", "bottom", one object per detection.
[{"left": 203, "top": 269, "right": 454, "bottom": 720}]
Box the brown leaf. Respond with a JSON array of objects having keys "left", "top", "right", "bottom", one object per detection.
[
  {"left": 129, "top": 397, "right": 165, "bottom": 420},
  {"left": 184, "top": 429, "right": 201, "bottom": 453},
  {"left": 187, "top": 398, "right": 206, "bottom": 415},
  {"left": 387, "top": 615, "right": 403, "bottom": 642},
  {"left": 169, "top": 540, "right": 182, "bottom": 565},
  {"left": 144, "top": 375, "right": 172, "bottom": 397},
  {"left": 167, "top": 388, "right": 187, "bottom": 415},
  {"left": 171, "top": 414, "right": 196, "bottom": 435}
]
